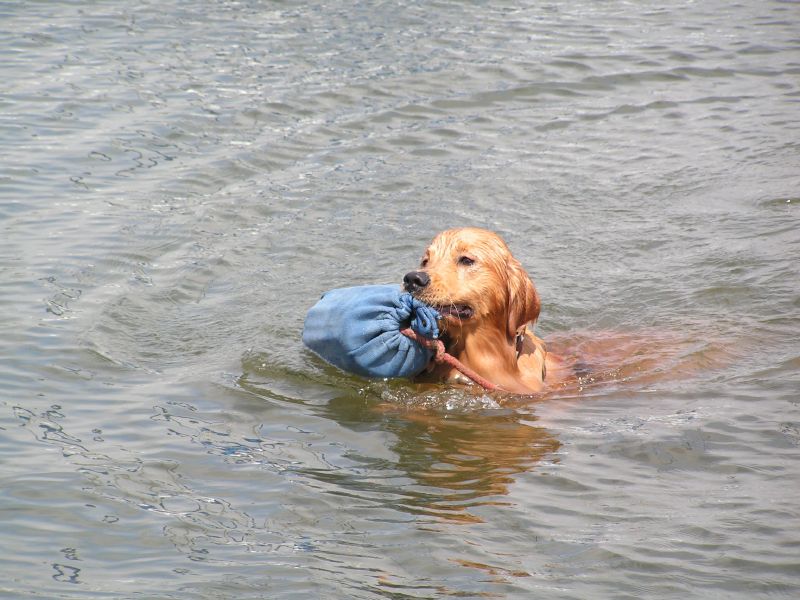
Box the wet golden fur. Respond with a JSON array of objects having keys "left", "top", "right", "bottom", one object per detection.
[{"left": 406, "top": 228, "right": 570, "bottom": 394}]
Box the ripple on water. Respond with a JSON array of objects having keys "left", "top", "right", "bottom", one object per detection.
[{"left": 1, "top": 0, "right": 799, "bottom": 597}]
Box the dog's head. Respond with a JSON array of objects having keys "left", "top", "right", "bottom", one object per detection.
[{"left": 403, "top": 228, "right": 540, "bottom": 340}]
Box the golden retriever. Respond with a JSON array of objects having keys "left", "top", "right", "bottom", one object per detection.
[{"left": 403, "top": 227, "right": 571, "bottom": 394}]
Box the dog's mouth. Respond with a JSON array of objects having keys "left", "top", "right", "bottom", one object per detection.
[{"left": 434, "top": 304, "right": 474, "bottom": 320}]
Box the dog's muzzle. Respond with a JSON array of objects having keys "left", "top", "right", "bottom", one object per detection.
[{"left": 403, "top": 270, "right": 430, "bottom": 294}]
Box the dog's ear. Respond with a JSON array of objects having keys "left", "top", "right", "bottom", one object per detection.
[{"left": 506, "top": 256, "right": 540, "bottom": 339}]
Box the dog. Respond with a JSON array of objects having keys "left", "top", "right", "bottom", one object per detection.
[{"left": 403, "top": 227, "right": 571, "bottom": 394}]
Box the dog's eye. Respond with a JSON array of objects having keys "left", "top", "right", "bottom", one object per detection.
[
  {"left": 420, "top": 258, "right": 429, "bottom": 267},
  {"left": 458, "top": 256, "right": 475, "bottom": 266}
]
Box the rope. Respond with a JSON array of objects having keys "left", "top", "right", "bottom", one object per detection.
[{"left": 400, "top": 328, "right": 500, "bottom": 392}]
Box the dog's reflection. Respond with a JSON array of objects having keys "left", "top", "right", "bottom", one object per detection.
[{"left": 323, "top": 392, "right": 559, "bottom": 523}]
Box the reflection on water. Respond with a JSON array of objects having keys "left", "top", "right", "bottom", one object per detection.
[
  {"left": 238, "top": 322, "right": 735, "bottom": 523},
  {"left": 332, "top": 395, "right": 559, "bottom": 524},
  {"left": 239, "top": 364, "right": 559, "bottom": 524}
]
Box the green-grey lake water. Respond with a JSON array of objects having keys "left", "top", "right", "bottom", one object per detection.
[{"left": 1, "top": 1, "right": 799, "bottom": 598}]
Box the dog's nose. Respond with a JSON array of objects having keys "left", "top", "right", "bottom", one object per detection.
[{"left": 403, "top": 270, "right": 430, "bottom": 293}]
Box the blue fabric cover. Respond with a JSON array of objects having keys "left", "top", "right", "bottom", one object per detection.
[{"left": 302, "top": 284, "right": 440, "bottom": 378}]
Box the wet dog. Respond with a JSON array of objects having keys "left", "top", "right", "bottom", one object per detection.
[{"left": 403, "top": 228, "right": 570, "bottom": 394}]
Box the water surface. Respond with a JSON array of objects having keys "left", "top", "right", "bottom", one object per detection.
[{"left": 1, "top": 1, "right": 799, "bottom": 598}]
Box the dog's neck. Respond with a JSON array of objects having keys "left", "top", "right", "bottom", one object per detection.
[
  {"left": 444, "top": 325, "right": 546, "bottom": 394},
  {"left": 448, "top": 327, "right": 519, "bottom": 375}
]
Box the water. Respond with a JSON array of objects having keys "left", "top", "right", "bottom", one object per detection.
[{"left": 1, "top": 0, "right": 799, "bottom": 597}]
